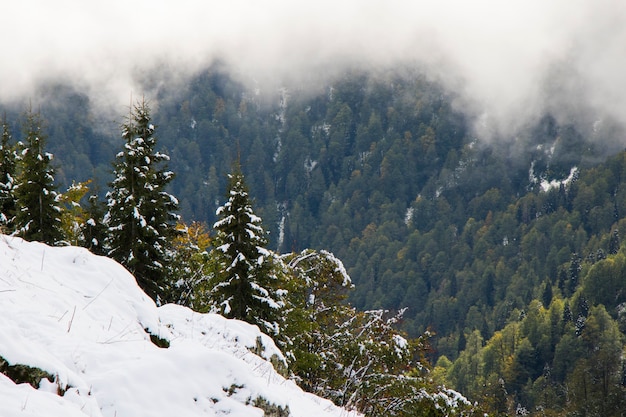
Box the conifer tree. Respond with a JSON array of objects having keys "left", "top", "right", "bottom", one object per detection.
[
  {"left": 0, "top": 116, "right": 17, "bottom": 232},
  {"left": 13, "top": 110, "right": 64, "bottom": 245},
  {"left": 208, "top": 166, "right": 285, "bottom": 336},
  {"left": 105, "top": 99, "right": 179, "bottom": 301}
]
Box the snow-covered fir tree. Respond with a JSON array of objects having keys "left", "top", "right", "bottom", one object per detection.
[
  {"left": 208, "top": 166, "right": 285, "bottom": 337},
  {"left": 105, "top": 99, "right": 179, "bottom": 302},
  {"left": 0, "top": 117, "right": 17, "bottom": 231},
  {"left": 13, "top": 110, "right": 64, "bottom": 245}
]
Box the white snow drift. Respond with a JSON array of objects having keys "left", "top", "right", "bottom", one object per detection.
[{"left": 0, "top": 234, "right": 359, "bottom": 417}]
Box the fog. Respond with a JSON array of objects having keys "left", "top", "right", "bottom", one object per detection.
[{"left": 3, "top": 0, "right": 626, "bottom": 139}]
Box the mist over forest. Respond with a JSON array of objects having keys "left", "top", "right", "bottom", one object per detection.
[{"left": 5, "top": 0, "right": 626, "bottom": 135}]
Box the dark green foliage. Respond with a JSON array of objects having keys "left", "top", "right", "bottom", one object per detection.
[
  {"left": 0, "top": 355, "right": 53, "bottom": 389},
  {"left": 13, "top": 109, "right": 64, "bottom": 245},
  {"left": 0, "top": 117, "right": 17, "bottom": 231},
  {"left": 224, "top": 383, "right": 244, "bottom": 396},
  {"left": 35, "top": 85, "right": 115, "bottom": 188},
  {"left": 0, "top": 86, "right": 115, "bottom": 191},
  {"left": 207, "top": 167, "right": 284, "bottom": 336},
  {"left": 568, "top": 252, "right": 582, "bottom": 295},
  {"left": 609, "top": 228, "right": 620, "bottom": 254},
  {"left": 145, "top": 328, "right": 170, "bottom": 348},
  {"left": 105, "top": 99, "right": 179, "bottom": 301},
  {"left": 252, "top": 397, "right": 290, "bottom": 417},
  {"left": 82, "top": 194, "right": 108, "bottom": 255}
]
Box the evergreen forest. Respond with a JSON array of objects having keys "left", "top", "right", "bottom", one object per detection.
[{"left": 2, "top": 65, "right": 626, "bottom": 415}]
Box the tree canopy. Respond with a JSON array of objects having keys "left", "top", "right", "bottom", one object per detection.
[
  {"left": 207, "top": 166, "right": 285, "bottom": 336},
  {"left": 13, "top": 109, "right": 63, "bottom": 245}
]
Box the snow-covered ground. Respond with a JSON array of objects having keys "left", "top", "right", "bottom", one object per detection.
[{"left": 0, "top": 235, "right": 359, "bottom": 417}]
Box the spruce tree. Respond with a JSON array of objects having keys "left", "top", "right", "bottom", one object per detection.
[
  {"left": 0, "top": 116, "right": 17, "bottom": 232},
  {"left": 105, "top": 99, "right": 179, "bottom": 301},
  {"left": 13, "top": 110, "right": 64, "bottom": 244},
  {"left": 208, "top": 166, "right": 284, "bottom": 336}
]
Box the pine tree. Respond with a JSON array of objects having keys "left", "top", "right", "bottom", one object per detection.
[
  {"left": 13, "top": 110, "right": 64, "bottom": 245},
  {"left": 0, "top": 116, "right": 17, "bottom": 232},
  {"left": 208, "top": 166, "right": 284, "bottom": 336},
  {"left": 105, "top": 99, "right": 179, "bottom": 301}
]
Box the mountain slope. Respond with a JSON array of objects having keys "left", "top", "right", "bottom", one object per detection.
[{"left": 0, "top": 234, "right": 358, "bottom": 417}]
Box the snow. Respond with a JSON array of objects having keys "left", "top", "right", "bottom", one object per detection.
[
  {"left": 0, "top": 235, "right": 359, "bottom": 417},
  {"left": 529, "top": 160, "right": 578, "bottom": 193},
  {"left": 320, "top": 249, "right": 352, "bottom": 288},
  {"left": 248, "top": 214, "right": 262, "bottom": 223},
  {"left": 539, "top": 166, "right": 578, "bottom": 192},
  {"left": 393, "top": 334, "right": 408, "bottom": 351},
  {"left": 276, "top": 202, "right": 287, "bottom": 251},
  {"left": 132, "top": 206, "right": 147, "bottom": 228},
  {"left": 404, "top": 207, "right": 414, "bottom": 226},
  {"left": 304, "top": 157, "right": 317, "bottom": 174}
]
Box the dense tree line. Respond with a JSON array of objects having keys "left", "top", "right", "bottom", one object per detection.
[{"left": 151, "top": 68, "right": 626, "bottom": 416}]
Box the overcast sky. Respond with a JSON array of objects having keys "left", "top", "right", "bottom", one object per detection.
[{"left": 2, "top": 0, "right": 626, "bottom": 138}]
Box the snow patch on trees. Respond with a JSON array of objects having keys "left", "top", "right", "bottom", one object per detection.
[
  {"left": 208, "top": 169, "right": 286, "bottom": 337},
  {"left": 539, "top": 166, "right": 578, "bottom": 192}
]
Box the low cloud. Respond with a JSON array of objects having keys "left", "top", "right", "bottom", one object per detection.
[{"left": 3, "top": 0, "right": 626, "bottom": 140}]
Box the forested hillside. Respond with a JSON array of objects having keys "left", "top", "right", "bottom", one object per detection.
[{"left": 2, "top": 66, "right": 626, "bottom": 415}]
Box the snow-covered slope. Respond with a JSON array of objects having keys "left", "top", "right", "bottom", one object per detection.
[{"left": 0, "top": 235, "right": 359, "bottom": 417}]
